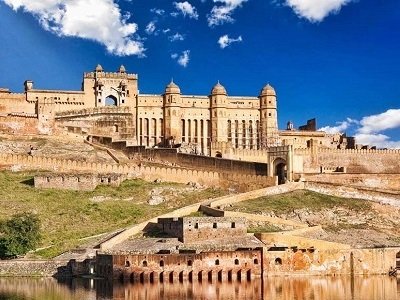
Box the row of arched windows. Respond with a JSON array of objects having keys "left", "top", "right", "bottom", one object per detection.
[{"left": 126, "top": 258, "right": 259, "bottom": 268}]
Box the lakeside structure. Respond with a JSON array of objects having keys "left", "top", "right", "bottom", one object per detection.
[{"left": 95, "top": 214, "right": 400, "bottom": 282}]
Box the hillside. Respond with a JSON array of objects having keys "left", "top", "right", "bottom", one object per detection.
[
  {"left": 225, "top": 190, "right": 400, "bottom": 248},
  {"left": 0, "top": 171, "right": 227, "bottom": 258}
]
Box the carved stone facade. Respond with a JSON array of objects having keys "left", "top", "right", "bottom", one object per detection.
[{"left": 1, "top": 65, "right": 281, "bottom": 154}]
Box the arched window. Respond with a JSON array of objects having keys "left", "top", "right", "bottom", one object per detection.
[
  {"left": 275, "top": 257, "right": 282, "bottom": 265},
  {"left": 105, "top": 95, "right": 117, "bottom": 106},
  {"left": 254, "top": 258, "right": 259, "bottom": 265},
  {"left": 234, "top": 259, "right": 239, "bottom": 265},
  {"left": 142, "top": 261, "right": 148, "bottom": 267},
  {"left": 187, "top": 260, "right": 193, "bottom": 266},
  {"left": 160, "top": 260, "right": 164, "bottom": 267},
  {"left": 215, "top": 259, "right": 220, "bottom": 265}
]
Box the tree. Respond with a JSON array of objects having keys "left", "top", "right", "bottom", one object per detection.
[{"left": 0, "top": 213, "right": 41, "bottom": 259}]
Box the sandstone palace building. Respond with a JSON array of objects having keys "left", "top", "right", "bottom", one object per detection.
[
  {"left": 1, "top": 65, "right": 400, "bottom": 183},
  {"left": 0, "top": 65, "right": 353, "bottom": 153}
]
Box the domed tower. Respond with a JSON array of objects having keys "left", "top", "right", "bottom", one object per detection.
[
  {"left": 210, "top": 81, "right": 228, "bottom": 146},
  {"left": 163, "top": 80, "right": 182, "bottom": 146},
  {"left": 259, "top": 84, "right": 280, "bottom": 148}
]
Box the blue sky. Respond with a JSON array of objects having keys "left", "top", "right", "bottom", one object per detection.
[{"left": 0, "top": 0, "right": 399, "bottom": 148}]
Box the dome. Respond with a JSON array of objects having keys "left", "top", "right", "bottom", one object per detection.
[
  {"left": 119, "top": 65, "right": 126, "bottom": 73},
  {"left": 260, "top": 84, "right": 276, "bottom": 96},
  {"left": 95, "top": 64, "right": 103, "bottom": 72},
  {"left": 211, "top": 81, "right": 227, "bottom": 95},
  {"left": 165, "top": 80, "right": 181, "bottom": 94}
]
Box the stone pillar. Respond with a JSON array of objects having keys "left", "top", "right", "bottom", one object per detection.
[
  {"left": 238, "top": 122, "right": 243, "bottom": 149},
  {"left": 287, "top": 145, "right": 294, "bottom": 181}
]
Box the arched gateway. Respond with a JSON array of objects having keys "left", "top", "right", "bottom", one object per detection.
[{"left": 273, "top": 158, "right": 287, "bottom": 185}]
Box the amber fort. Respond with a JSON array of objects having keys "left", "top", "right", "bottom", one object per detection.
[{"left": 1, "top": 65, "right": 400, "bottom": 280}]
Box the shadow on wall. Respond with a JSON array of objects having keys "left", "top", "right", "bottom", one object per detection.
[{"left": 20, "top": 177, "right": 34, "bottom": 187}]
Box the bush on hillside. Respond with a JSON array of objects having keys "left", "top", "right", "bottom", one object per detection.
[{"left": 0, "top": 213, "right": 41, "bottom": 259}]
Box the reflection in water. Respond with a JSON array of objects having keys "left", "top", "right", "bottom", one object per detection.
[{"left": 0, "top": 276, "right": 399, "bottom": 300}]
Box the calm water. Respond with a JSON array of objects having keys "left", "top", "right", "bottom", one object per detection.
[{"left": 0, "top": 276, "right": 399, "bottom": 300}]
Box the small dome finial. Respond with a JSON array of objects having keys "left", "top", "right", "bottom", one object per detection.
[
  {"left": 95, "top": 64, "right": 103, "bottom": 72},
  {"left": 165, "top": 80, "right": 180, "bottom": 94},
  {"left": 119, "top": 65, "right": 126, "bottom": 73},
  {"left": 211, "top": 81, "right": 227, "bottom": 95},
  {"left": 260, "top": 83, "right": 276, "bottom": 96}
]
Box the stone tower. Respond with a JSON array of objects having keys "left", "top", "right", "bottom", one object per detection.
[
  {"left": 83, "top": 64, "right": 138, "bottom": 108},
  {"left": 210, "top": 82, "right": 228, "bottom": 144},
  {"left": 163, "top": 80, "right": 182, "bottom": 146},
  {"left": 259, "top": 84, "right": 280, "bottom": 148}
]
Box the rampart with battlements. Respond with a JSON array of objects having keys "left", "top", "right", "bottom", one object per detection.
[{"left": 0, "top": 153, "right": 274, "bottom": 191}]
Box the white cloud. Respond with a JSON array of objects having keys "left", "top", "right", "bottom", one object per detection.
[
  {"left": 218, "top": 34, "right": 242, "bottom": 48},
  {"left": 145, "top": 21, "right": 156, "bottom": 35},
  {"left": 357, "top": 109, "right": 400, "bottom": 134},
  {"left": 150, "top": 8, "right": 165, "bottom": 15},
  {"left": 2, "top": 0, "right": 144, "bottom": 56},
  {"left": 318, "top": 118, "right": 357, "bottom": 134},
  {"left": 169, "top": 33, "right": 185, "bottom": 42},
  {"left": 319, "top": 109, "right": 400, "bottom": 149},
  {"left": 285, "top": 0, "right": 353, "bottom": 22},
  {"left": 173, "top": 1, "right": 199, "bottom": 19},
  {"left": 163, "top": 28, "right": 171, "bottom": 34},
  {"left": 353, "top": 133, "right": 400, "bottom": 149},
  {"left": 171, "top": 50, "right": 190, "bottom": 67},
  {"left": 208, "top": 0, "right": 248, "bottom": 27}
]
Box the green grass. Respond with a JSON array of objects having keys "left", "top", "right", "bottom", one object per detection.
[
  {"left": 185, "top": 211, "right": 208, "bottom": 217},
  {"left": 0, "top": 171, "right": 227, "bottom": 258},
  {"left": 226, "top": 190, "right": 372, "bottom": 215},
  {"left": 247, "top": 223, "right": 282, "bottom": 233}
]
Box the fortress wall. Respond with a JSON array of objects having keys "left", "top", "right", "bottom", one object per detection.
[
  {"left": 223, "top": 148, "right": 270, "bottom": 163},
  {"left": 117, "top": 145, "right": 269, "bottom": 177},
  {"left": 34, "top": 173, "right": 124, "bottom": 191},
  {"left": 89, "top": 136, "right": 270, "bottom": 177},
  {"left": 304, "top": 173, "right": 400, "bottom": 191},
  {"left": 0, "top": 93, "right": 34, "bottom": 114},
  {"left": 26, "top": 90, "right": 88, "bottom": 112},
  {"left": 0, "top": 153, "right": 272, "bottom": 191},
  {"left": 208, "top": 182, "right": 305, "bottom": 209},
  {"left": 0, "top": 116, "right": 39, "bottom": 135},
  {"left": 317, "top": 150, "right": 400, "bottom": 173},
  {"left": 294, "top": 148, "right": 400, "bottom": 174},
  {"left": 304, "top": 181, "right": 400, "bottom": 207}
]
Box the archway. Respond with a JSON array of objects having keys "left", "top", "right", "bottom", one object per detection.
[
  {"left": 215, "top": 151, "right": 222, "bottom": 158},
  {"left": 274, "top": 158, "right": 287, "bottom": 185},
  {"left": 105, "top": 95, "right": 117, "bottom": 106}
]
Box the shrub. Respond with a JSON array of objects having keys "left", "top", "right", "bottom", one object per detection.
[{"left": 0, "top": 213, "right": 41, "bottom": 259}]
